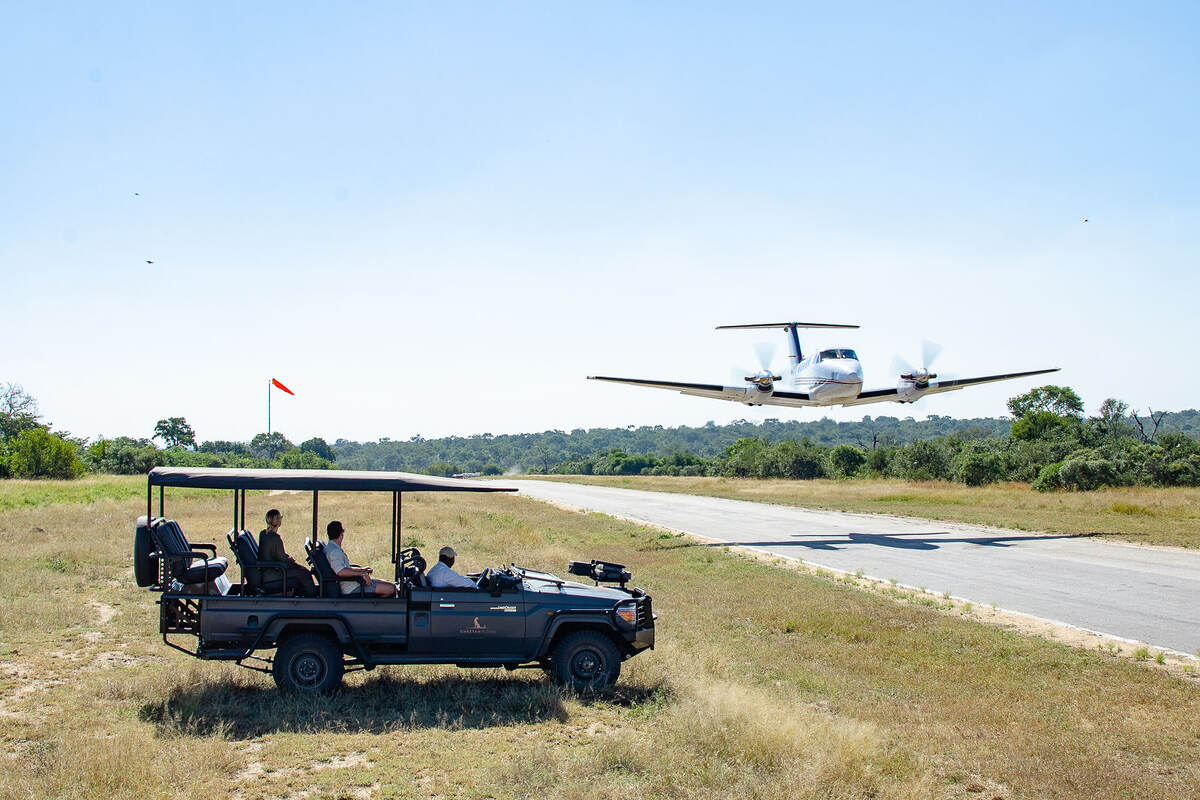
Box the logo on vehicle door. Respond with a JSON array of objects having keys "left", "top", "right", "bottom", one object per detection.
[{"left": 460, "top": 617, "right": 496, "bottom": 635}]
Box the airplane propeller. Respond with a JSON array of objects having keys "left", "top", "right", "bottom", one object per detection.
[
  {"left": 740, "top": 341, "right": 780, "bottom": 390},
  {"left": 892, "top": 340, "right": 942, "bottom": 389}
]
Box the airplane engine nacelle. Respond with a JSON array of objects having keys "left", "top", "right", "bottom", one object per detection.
[
  {"left": 896, "top": 379, "right": 925, "bottom": 403},
  {"left": 742, "top": 384, "right": 774, "bottom": 405}
]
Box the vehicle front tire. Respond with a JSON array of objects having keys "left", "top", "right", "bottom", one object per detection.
[
  {"left": 548, "top": 630, "right": 621, "bottom": 692},
  {"left": 272, "top": 633, "right": 344, "bottom": 695}
]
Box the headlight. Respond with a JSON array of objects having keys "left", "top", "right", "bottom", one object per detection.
[{"left": 614, "top": 600, "right": 637, "bottom": 629}]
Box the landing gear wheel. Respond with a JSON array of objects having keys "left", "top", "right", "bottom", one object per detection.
[
  {"left": 272, "top": 633, "right": 344, "bottom": 695},
  {"left": 548, "top": 630, "right": 621, "bottom": 692}
]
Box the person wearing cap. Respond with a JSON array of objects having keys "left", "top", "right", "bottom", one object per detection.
[
  {"left": 325, "top": 520, "right": 397, "bottom": 597},
  {"left": 426, "top": 546, "right": 478, "bottom": 589}
]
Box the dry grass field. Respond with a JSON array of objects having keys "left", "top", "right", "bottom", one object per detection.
[
  {"left": 2, "top": 476, "right": 1199, "bottom": 799},
  {"left": 531, "top": 475, "right": 1200, "bottom": 549}
]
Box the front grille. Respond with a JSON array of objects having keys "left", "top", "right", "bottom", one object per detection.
[{"left": 635, "top": 596, "right": 653, "bottom": 629}]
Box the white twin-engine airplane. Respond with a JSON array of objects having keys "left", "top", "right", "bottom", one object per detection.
[{"left": 589, "top": 322, "right": 1059, "bottom": 409}]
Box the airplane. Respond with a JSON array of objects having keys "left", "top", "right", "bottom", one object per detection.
[{"left": 588, "top": 321, "right": 1059, "bottom": 409}]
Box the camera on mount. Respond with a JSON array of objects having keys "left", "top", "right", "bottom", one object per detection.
[{"left": 568, "top": 559, "right": 632, "bottom": 588}]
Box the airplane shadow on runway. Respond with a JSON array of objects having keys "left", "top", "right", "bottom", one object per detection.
[{"left": 660, "top": 531, "right": 1095, "bottom": 552}]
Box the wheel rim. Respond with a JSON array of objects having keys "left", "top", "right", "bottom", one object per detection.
[
  {"left": 291, "top": 652, "right": 326, "bottom": 688},
  {"left": 570, "top": 647, "right": 603, "bottom": 682}
]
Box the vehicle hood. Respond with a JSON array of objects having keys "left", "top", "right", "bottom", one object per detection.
[{"left": 523, "top": 577, "right": 630, "bottom": 603}]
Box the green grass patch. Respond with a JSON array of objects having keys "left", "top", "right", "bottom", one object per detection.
[{"left": 0, "top": 475, "right": 148, "bottom": 510}]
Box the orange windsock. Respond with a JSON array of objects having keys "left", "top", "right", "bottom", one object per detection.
[{"left": 271, "top": 378, "right": 294, "bottom": 395}]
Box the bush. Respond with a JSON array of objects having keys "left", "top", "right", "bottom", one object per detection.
[
  {"left": 827, "top": 445, "right": 866, "bottom": 479},
  {"left": 275, "top": 450, "right": 332, "bottom": 469},
  {"left": 1032, "top": 462, "right": 1063, "bottom": 492},
  {"left": 721, "top": 439, "right": 771, "bottom": 478},
  {"left": 954, "top": 451, "right": 1004, "bottom": 486},
  {"left": 767, "top": 440, "right": 826, "bottom": 480},
  {"left": 7, "top": 427, "right": 85, "bottom": 478},
  {"left": 863, "top": 446, "right": 895, "bottom": 476},
  {"left": 1057, "top": 458, "right": 1122, "bottom": 491},
  {"left": 890, "top": 440, "right": 950, "bottom": 481}
]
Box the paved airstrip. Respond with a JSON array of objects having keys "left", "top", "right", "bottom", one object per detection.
[{"left": 511, "top": 480, "right": 1200, "bottom": 656}]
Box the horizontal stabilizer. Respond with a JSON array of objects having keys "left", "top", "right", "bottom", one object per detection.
[{"left": 716, "top": 321, "right": 859, "bottom": 330}]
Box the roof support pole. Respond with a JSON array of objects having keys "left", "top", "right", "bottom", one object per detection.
[
  {"left": 239, "top": 489, "right": 246, "bottom": 530},
  {"left": 232, "top": 490, "right": 239, "bottom": 534},
  {"left": 391, "top": 491, "right": 398, "bottom": 581},
  {"left": 158, "top": 486, "right": 164, "bottom": 518},
  {"left": 311, "top": 490, "right": 319, "bottom": 545},
  {"left": 146, "top": 481, "right": 152, "bottom": 524}
]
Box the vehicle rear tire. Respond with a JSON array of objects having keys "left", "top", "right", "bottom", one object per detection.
[
  {"left": 548, "top": 630, "right": 621, "bottom": 692},
  {"left": 272, "top": 633, "right": 344, "bottom": 695}
]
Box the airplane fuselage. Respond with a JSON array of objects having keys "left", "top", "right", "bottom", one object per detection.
[{"left": 789, "top": 354, "right": 864, "bottom": 403}]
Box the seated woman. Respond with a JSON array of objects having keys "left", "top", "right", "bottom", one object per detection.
[{"left": 259, "top": 509, "right": 317, "bottom": 597}]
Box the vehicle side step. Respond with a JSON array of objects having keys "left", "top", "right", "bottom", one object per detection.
[{"left": 198, "top": 648, "right": 249, "bottom": 660}]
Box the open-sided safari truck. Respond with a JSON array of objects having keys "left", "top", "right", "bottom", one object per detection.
[{"left": 133, "top": 467, "right": 655, "bottom": 694}]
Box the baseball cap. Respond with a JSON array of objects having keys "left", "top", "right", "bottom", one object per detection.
[{"left": 439, "top": 546, "right": 457, "bottom": 559}]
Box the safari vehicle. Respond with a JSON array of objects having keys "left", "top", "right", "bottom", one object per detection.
[{"left": 133, "top": 467, "right": 655, "bottom": 694}]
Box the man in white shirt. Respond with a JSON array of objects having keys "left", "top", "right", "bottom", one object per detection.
[
  {"left": 426, "top": 546, "right": 478, "bottom": 589},
  {"left": 324, "top": 521, "right": 397, "bottom": 597}
]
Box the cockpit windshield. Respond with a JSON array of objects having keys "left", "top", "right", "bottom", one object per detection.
[{"left": 818, "top": 349, "right": 858, "bottom": 361}]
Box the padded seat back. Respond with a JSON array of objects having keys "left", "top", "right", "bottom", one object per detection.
[
  {"left": 151, "top": 520, "right": 193, "bottom": 580},
  {"left": 228, "top": 530, "right": 286, "bottom": 595},
  {"left": 305, "top": 541, "right": 342, "bottom": 597},
  {"left": 150, "top": 519, "right": 228, "bottom": 585}
]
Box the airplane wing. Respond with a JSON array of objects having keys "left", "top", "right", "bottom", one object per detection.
[
  {"left": 587, "top": 376, "right": 812, "bottom": 405},
  {"left": 838, "top": 368, "right": 1061, "bottom": 407}
]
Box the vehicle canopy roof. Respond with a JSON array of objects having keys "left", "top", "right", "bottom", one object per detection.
[{"left": 147, "top": 466, "right": 517, "bottom": 493}]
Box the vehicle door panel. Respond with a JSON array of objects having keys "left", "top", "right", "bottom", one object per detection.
[{"left": 430, "top": 586, "right": 525, "bottom": 656}]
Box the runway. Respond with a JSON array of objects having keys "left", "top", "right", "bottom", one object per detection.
[{"left": 511, "top": 480, "right": 1200, "bottom": 655}]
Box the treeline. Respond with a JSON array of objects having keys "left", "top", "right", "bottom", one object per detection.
[
  {"left": 331, "top": 414, "right": 1018, "bottom": 473},
  {"left": 544, "top": 389, "right": 1200, "bottom": 491},
  {"left": 0, "top": 386, "right": 339, "bottom": 478},
  {"left": 3, "top": 379, "right": 1198, "bottom": 492}
]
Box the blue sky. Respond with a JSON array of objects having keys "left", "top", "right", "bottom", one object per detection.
[{"left": 3, "top": 3, "right": 1197, "bottom": 442}]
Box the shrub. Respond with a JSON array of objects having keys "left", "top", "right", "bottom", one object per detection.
[
  {"left": 721, "top": 439, "right": 771, "bottom": 478},
  {"left": 827, "top": 445, "right": 866, "bottom": 479},
  {"left": 1032, "top": 462, "right": 1063, "bottom": 492},
  {"left": 864, "top": 446, "right": 895, "bottom": 476},
  {"left": 954, "top": 451, "right": 1004, "bottom": 486},
  {"left": 1057, "top": 458, "right": 1122, "bottom": 491},
  {"left": 276, "top": 450, "right": 332, "bottom": 470},
  {"left": 7, "top": 427, "right": 86, "bottom": 479},
  {"left": 891, "top": 440, "right": 950, "bottom": 481},
  {"left": 767, "top": 440, "right": 826, "bottom": 480}
]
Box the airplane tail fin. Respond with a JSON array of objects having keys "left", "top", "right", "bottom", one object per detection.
[{"left": 717, "top": 322, "right": 859, "bottom": 364}]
